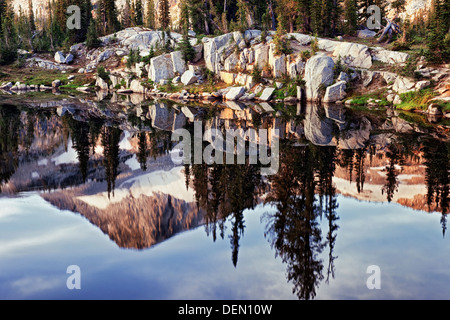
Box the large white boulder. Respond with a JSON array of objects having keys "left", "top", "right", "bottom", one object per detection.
[
  {"left": 371, "top": 47, "right": 410, "bottom": 65},
  {"left": 357, "top": 29, "right": 377, "bottom": 39},
  {"left": 181, "top": 70, "right": 198, "bottom": 86},
  {"left": 148, "top": 54, "right": 175, "bottom": 83},
  {"left": 287, "top": 57, "right": 305, "bottom": 78},
  {"left": 225, "top": 86, "right": 246, "bottom": 101},
  {"left": 224, "top": 52, "right": 239, "bottom": 72},
  {"left": 393, "top": 76, "right": 416, "bottom": 94},
  {"left": 253, "top": 43, "right": 269, "bottom": 68},
  {"left": 130, "top": 79, "right": 146, "bottom": 94},
  {"left": 333, "top": 42, "right": 372, "bottom": 69},
  {"left": 203, "top": 33, "right": 234, "bottom": 73},
  {"left": 54, "top": 51, "right": 66, "bottom": 64},
  {"left": 171, "top": 51, "right": 187, "bottom": 75},
  {"left": 95, "top": 75, "right": 109, "bottom": 91},
  {"left": 259, "top": 87, "right": 276, "bottom": 101},
  {"left": 288, "top": 33, "right": 313, "bottom": 45},
  {"left": 304, "top": 54, "right": 335, "bottom": 101},
  {"left": 323, "top": 81, "right": 347, "bottom": 103},
  {"left": 64, "top": 53, "right": 74, "bottom": 64},
  {"left": 272, "top": 55, "right": 286, "bottom": 78}
]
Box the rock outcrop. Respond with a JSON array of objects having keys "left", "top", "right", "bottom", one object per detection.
[{"left": 304, "top": 55, "right": 335, "bottom": 101}]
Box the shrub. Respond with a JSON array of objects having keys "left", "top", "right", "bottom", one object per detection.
[
  {"left": 251, "top": 65, "right": 263, "bottom": 84},
  {"left": 300, "top": 50, "right": 311, "bottom": 61},
  {"left": 310, "top": 36, "right": 319, "bottom": 55},
  {"left": 126, "top": 49, "right": 141, "bottom": 69},
  {"left": 97, "top": 66, "right": 110, "bottom": 83}
]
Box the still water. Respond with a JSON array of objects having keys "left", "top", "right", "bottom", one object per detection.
[{"left": 0, "top": 94, "right": 449, "bottom": 300}]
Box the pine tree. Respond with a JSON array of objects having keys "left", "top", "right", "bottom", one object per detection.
[
  {"left": 275, "top": 0, "right": 298, "bottom": 33},
  {"left": 135, "top": 0, "right": 143, "bottom": 26},
  {"left": 236, "top": 0, "right": 249, "bottom": 32},
  {"left": 97, "top": 0, "right": 120, "bottom": 36},
  {"left": 179, "top": 0, "right": 190, "bottom": 31},
  {"left": 296, "top": 0, "right": 312, "bottom": 32},
  {"left": 159, "top": 0, "right": 171, "bottom": 30},
  {"left": 86, "top": 18, "right": 101, "bottom": 48},
  {"left": 146, "top": 0, "right": 155, "bottom": 29},
  {"left": 122, "top": 0, "right": 132, "bottom": 28},
  {"left": 28, "top": 0, "right": 36, "bottom": 32},
  {"left": 426, "top": 0, "right": 449, "bottom": 62},
  {"left": 310, "top": 0, "right": 322, "bottom": 35},
  {"left": 343, "top": 0, "right": 358, "bottom": 35},
  {"left": 0, "top": 0, "right": 17, "bottom": 65},
  {"left": 130, "top": 0, "right": 136, "bottom": 25}
]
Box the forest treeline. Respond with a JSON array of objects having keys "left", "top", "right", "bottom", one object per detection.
[{"left": 0, "top": 0, "right": 449, "bottom": 65}]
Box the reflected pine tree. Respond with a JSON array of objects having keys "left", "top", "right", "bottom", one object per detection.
[
  {"left": 102, "top": 125, "right": 122, "bottom": 199},
  {"left": 338, "top": 149, "right": 354, "bottom": 183},
  {"left": 187, "top": 122, "right": 266, "bottom": 266},
  {"left": 190, "top": 160, "right": 264, "bottom": 267},
  {"left": 422, "top": 138, "right": 449, "bottom": 235},
  {"left": 263, "top": 141, "right": 339, "bottom": 300},
  {"left": 337, "top": 147, "right": 366, "bottom": 193},
  {"left": 354, "top": 148, "right": 366, "bottom": 194},
  {"left": 88, "top": 118, "right": 104, "bottom": 156},
  {"left": 137, "top": 130, "right": 148, "bottom": 171},
  {"left": 0, "top": 105, "right": 20, "bottom": 192},
  {"left": 23, "top": 111, "right": 35, "bottom": 155},
  {"left": 64, "top": 115, "right": 91, "bottom": 182},
  {"left": 382, "top": 143, "right": 403, "bottom": 203}
]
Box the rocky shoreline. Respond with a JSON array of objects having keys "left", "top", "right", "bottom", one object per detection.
[{"left": 1, "top": 27, "right": 449, "bottom": 114}]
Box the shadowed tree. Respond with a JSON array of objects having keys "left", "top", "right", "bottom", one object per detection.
[
  {"left": 102, "top": 125, "right": 122, "bottom": 199},
  {"left": 0, "top": 105, "right": 20, "bottom": 192}
]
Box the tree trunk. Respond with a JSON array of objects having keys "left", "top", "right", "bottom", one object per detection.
[
  {"left": 377, "top": 15, "right": 401, "bottom": 44},
  {"left": 268, "top": 0, "right": 276, "bottom": 31},
  {"left": 204, "top": 0, "right": 210, "bottom": 34}
]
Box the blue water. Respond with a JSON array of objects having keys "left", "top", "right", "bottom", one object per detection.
[{"left": 0, "top": 192, "right": 448, "bottom": 300}]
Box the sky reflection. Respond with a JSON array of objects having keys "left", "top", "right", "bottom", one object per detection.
[{"left": 1, "top": 192, "right": 450, "bottom": 300}]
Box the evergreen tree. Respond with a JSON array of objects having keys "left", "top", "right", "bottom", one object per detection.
[
  {"left": 86, "top": 18, "right": 101, "bottom": 48},
  {"left": 97, "top": 0, "right": 121, "bottom": 36},
  {"left": 28, "top": 0, "right": 36, "bottom": 33},
  {"left": 187, "top": 0, "right": 208, "bottom": 34},
  {"left": 178, "top": 32, "right": 195, "bottom": 62},
  {"left": 48, "top": 0, "right": 65, "bottom": 49},
  {"left": 296, "top": 0, "right": 312, "bottom": 32},
  {"left": 343, "top": 0, "right": 358, "bottom": 35},
  {"left": 146, "top": 0, "right": 155, "bottom": 28},
  {"left": 102, "top": 126, "right": 121, "bottom": 200},
  {"left": 310, "top": 0, "right": 322, "bottom": 35},
  {"left": 426, "top": 0, "right": 450, "bottom": 62},
  {"left": 179, "top": 0, "right": 190, "bottom": 31},
  {"left": 137, "top": 131, "right": 148, "bottom": 171},
  {"left": 159, "top": 0, "right": 171, "bottom": 30},
  {"left": 134, "top": 0, "right": 143, "bottom": 25},
  {"left": 0, "top": 0, "right": 17, "bottom": 65},
  {"left": 275, "top": 0, "right": 298, "bottom": 33},
  {"left": 122, "top": 0, "right": 132, "bottom": 28}
]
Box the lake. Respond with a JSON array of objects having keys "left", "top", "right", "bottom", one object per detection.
[{"left": 0, "top": 93, "right": 449, "bottom": 300}]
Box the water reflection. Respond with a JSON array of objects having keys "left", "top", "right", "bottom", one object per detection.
[
  {"left": 0, "top": 96, "right": 449, "bottom": 299},
  {"left": 263, "top": 142, "right": 338, "bottom": 300}
]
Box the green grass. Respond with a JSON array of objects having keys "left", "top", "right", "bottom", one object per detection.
[
  {"left": 396, "top": 88, "right": 436, "bottom": 111},
  {"left": 345, "top": 89, "right": 391, "bottom": 109}
]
